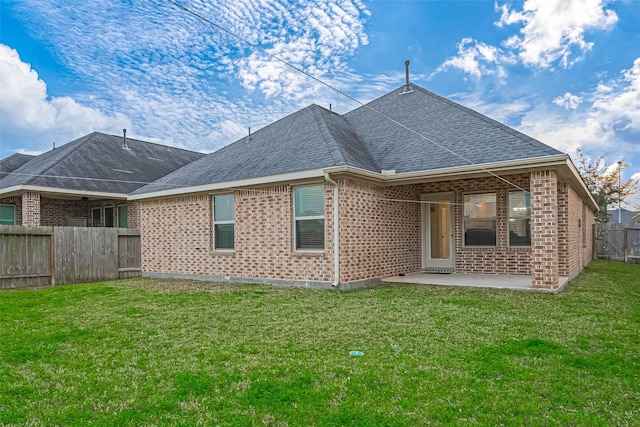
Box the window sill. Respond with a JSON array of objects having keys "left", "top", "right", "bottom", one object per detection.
[{"left": 293, "top": 250, "right": 325, "bottom": 257}]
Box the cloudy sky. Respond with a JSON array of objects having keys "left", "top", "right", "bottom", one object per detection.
[{"left": 1, "top": 0, "right": 639, "bottom": 205}]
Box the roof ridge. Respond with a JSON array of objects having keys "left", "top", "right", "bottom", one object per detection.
[
  {"left": 309, "top": 105, "right": 347, "bottom": 167},
  {"left": 91, "top": 131, "right": 204, "bottom": 155}
]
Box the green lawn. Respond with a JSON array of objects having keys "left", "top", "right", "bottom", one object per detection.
[{"left": 1, "top": 260, "right": 639, "bottom": 426}]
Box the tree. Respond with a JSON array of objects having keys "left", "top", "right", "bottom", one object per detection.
[{"left": 573, "top": 149, "right": 639, "bottom": 223}]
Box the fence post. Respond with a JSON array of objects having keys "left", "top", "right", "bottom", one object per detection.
[{"left": 50, "top": 233, "right": 56, "bottom": 286}]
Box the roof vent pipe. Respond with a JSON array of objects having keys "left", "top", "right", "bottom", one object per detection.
[
  {"left": 400, "top": 59, "right": 414, "bottom": 95},
  {"left": 405, "top": 59, "right": 410, "bottom": 85},
  {"left": 122, "top": 129, "right": 129, "bottom": 149}
]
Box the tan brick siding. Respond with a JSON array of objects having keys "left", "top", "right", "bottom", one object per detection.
[
  {"left": 21, "top": 192, "right": 41, "bottom": 226},
  {"left": 530, "top": 170, "right": 559, "bottom": 289},
  {"left": 140, "top": 185, "right": 334, "bottom": 283}
]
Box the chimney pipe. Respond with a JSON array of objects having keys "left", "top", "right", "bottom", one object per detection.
[
  {"left": 122, "top": 129, "right": 129, "bottom": 149},
  {"left": 405, "top": 60, "right": 410, "bottom": 85}
]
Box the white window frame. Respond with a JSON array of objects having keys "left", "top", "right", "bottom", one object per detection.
[
  {"left": 117, "top": 204, "right": 128, "bottom": 228},
  {"left": 293, "top": 184, "right": 325, "bottom": 252},
  {"left": 91, "top": 207, "right": 102, "bottom": 227},
  {"left": 507, "top": 190, "right": 531, "bottom": 247},
  {"left": 104, "top": 206, "right": 116, "bottom": 228},
  {"left": 0, "top": 204, "right": 16, "bottom": 226},
  {"left": 462, "top": 191, "right": 497, "bottom": 247},
  {"left": 213, "top": 194, "right": 234, "bottom": 251}
]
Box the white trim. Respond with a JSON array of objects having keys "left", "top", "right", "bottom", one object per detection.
[
  {"left": 0, "top": 184, "right": 126, "bottom": 199},
  {"left": 293, "top": 184, "right": 325, "bottom": 252},
  {"left": 421, "top": 193, "right": 455, "bottom": 270},
  {"left": 128, "top": 169, "right": 326, "bottom": 200},
  {"left": 213, "top": 194, "right": 235, "bottom": 251},
  {"left": 128, "top": 155, "right": 571, "bottom": 201},
  {"left": 507, "top": 190, "right": 531, "bottom": 248},
  {"left": 0, "top": 203, "right": 16, "bottom": 226}
]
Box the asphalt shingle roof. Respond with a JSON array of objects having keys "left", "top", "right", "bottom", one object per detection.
[
  {"left": 133, "top": 84, "right": 563, "bottom": 195},
  {"left": 0, "top": 153, "right": 36, "bottom": 174},
  {"left": 0, "top": 132, "right": 204, "bottom": 194}
]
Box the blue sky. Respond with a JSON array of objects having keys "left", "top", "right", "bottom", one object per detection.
[{"left": 1, "top": 0, "right": 639, "bottom": 206}]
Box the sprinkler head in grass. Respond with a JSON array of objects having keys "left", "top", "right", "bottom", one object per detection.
[{"left": 349, "top": 351, "right": 364, "bottom": 356}]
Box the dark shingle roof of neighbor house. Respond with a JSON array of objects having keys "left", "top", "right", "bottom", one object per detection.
[
  {"left": 132, "top": 83, "right": 563, "bottom": 195},
  {"left": 0, "top": 153, "right": 36, "bottom": 174},
  {"left": 0, "top": 132, "right": 204, "bottom": 194}
]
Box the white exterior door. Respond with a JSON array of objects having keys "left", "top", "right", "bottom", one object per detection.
[{"left": 422, "top": 193, "right": 454, "bottom": 270}]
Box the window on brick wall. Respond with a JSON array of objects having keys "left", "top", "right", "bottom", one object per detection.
[
  {"left": 91, "top": 207, "right": 102, "bottom": 227},
  {"left": 118, "top": 205, "right": 128, "bottom": 228},
  {"left": 508, "top": 191, "right": 530, "bottom": 246},
  {"left": 104, "top": 207, "right": 115, "bottom": 227},
  {"left": 463, "top": 192, "right": 496, "bottom": 246},
  {"left": 213, "top": 194, "right": 234, "bottom": 250},
  {"left": 294, "top": 185, "right": 324, "bottom": 250},
  {"left": 0, "top": 204, "right": 15, "bottom": 225}
]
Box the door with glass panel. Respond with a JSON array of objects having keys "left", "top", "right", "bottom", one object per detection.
[{"left": 422, "top": 193, "right": 454, "bottom": 270}]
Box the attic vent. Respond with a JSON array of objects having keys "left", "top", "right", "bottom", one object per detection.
[
  {"left": 246, "top": 126, "right": 253, "bottom": 143},
  {"left": 113, "top": 168, "right": 134, "bottom": 174},
  {"left": 400, "top": 59, "right": 413, "bottom": 95}
]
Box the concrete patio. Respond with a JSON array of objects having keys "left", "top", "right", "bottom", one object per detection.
[{"left": 382, "top": 272, "right": 569, "bottom": 293}]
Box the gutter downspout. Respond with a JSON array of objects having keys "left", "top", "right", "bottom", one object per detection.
[{"left": 324, "top": 172, "right": 340, "bottom": 287}]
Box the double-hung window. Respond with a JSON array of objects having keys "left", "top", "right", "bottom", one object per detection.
[
  {"left": 0, "top": 204, "right": 15, "bottom": 225},
  {"left": 508, "top": 191, "right": 531, "bottom": 246},
  {"left": 463, "top": 192, "right": 497, "bottom": 246},
  {"left": 213, "top": 194, "right": 234, "bottom": 250},
  {"left": 294, "top": 185, "right": 324, "bottom": 250}
]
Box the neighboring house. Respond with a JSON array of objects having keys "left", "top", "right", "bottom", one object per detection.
[
  {"left": 607, "top": 208, "right": 639, "bottom": 225},
  {"left": 0, "top": 132, "right": 204, "bottom": 227},
  {"left": 633, "top": 212, "right": 640, "bottom": 224},
  {"left": 130, "top": 82, "right": 598, "bottom": 290}
]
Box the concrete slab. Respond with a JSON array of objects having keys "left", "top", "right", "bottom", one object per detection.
[{"left": 383, "top": 272, "right": 569, "bottom": 293}]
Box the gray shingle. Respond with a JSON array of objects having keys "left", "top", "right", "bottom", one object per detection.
[
  {"left": 0, "top": 153, "right": 36, "bottom": 174},
  {"left": 133, "top": 84, "right": 563, "bottom": 195},
  {"left": 0, "top": 132, "right": 204, "bottom": 194}
]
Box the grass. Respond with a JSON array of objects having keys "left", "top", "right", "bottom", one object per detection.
[{"left": 0, "top": 260, "right": 639, "bottom": 426}]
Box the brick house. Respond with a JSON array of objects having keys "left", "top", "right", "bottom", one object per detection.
[
  {"left": 130, "top": 83, "right": 597, "bottom": 290},
  {"left": 0, "top": 132, "right": 204, "bottom": 228}
]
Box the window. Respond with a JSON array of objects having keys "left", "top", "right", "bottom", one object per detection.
[
  {"left": 104, "top": 207, "right": 115, "bottom": 227},
  {"left": 294, "top": 185, "right": 324, "bottom": 250},
  {"left": 91, "top": 207, "right": 102, "bottom": 227},
  {"left": 213, "top": 194, "right": 234, "bottom": 250},
  {"left": 0, "top": 204, "right": 15, "bottom": 225},
  {"left": 118, "top": 205, "right": 128, "bottom": 228},
  {"left": 463, "top": 193, "right": 496, "bottom": 246},
  {"left": 508, "top": 191, "right": 530, "bottom": 246}
]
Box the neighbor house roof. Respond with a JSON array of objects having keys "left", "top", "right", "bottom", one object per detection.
[
  {"left": 131, "top": 83, "right": 589, "bottom": 206},
  {"left": 0, "top": 153, "right": 36, "bottom": 174},
  {"left": 0, "top": 132, "right": 204, "bottom": 197},
  {"left": 607, "top": 208, "right": 640, "bottom": 224}
]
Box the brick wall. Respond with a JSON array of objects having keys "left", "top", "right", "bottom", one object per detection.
[
  {"left": 40, "top": 197, "right": 89, "bottom": 226},
  {"left": 0, "top": 196, "right": 22, "bottom": 225},
  {"left": 418, "top": 174, "right": 532, "bottom": 276},
  {"left": 565, "top": 184, "right": 595, "bottom": 278},
  {"left": 530, "top": 170, "right": 559, "bottom": 289},
  {"left": 140, "top": 184, "right": 335, "bottom": 283},
  {"left": 338, "top": 180, "right": 421, "bottom": 282},
  {"left": 21, "top": 192, "right": 41, "bottom": 226}
]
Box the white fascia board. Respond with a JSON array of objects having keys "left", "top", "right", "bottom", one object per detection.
[
  {"left": 0, "top": 185, "right": 127, "bottom": 199},
  {"left": 325, "top": 154, "right": 571, "bottom": 183},
  {"left": 128, "top": 168, "right": 326, "bottom": 201}
]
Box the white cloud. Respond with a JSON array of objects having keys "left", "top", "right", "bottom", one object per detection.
[
  {"left": 497, "top": 0, "right": 618, "bottom": 68},
  {"left": 553, "top": 92, "right": 583, "bottom": 110},
  {"left": 434, "top": 38, "right": 512, "bottom": 80},
  {"left": 0, "top": 44, "right": 131, "bottom": 150},
  {"left": 518, "top": 58, "right": 640, "bottom": 156},
  {"left": 2, "top": 0, "right": 371, "bottom": 154},
  {"left": 436, "top": 0, "right": 618, "bottom": 79}
]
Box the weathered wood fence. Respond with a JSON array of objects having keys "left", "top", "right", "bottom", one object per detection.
[
  {"left": 0, "top": 226, "right": 141, "bottom": 289},
  {"left": 596, "top": 223, "right": 640, "bottom": 264}
]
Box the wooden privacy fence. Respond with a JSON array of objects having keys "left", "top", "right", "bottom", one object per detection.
[
  {"left": 0, "top": 226, "right": 141, "bottom": 289},
  {"left": 596, "top": 223, "right": 640, "bottom": 264}
]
